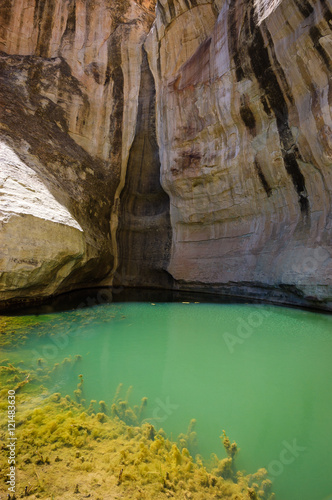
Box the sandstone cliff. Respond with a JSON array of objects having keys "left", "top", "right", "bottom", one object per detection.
[
  {"left": 0, "top": 0, "right": 161, "bottom": 303},
  {"left": 0, "top": 0, "right": 331, "bottom": 309},
  {"left": 145, "top": 0, "right": 332, "bottom": 308}
]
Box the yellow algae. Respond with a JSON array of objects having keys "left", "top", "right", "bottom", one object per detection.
[
  {"left": 0, "top": 359, "right": 275, "bottom": 500},
  {"left": 87, "top": 399, "right": 97, "bottom": 415},
  {"left": 98, "top": 400, "right": 108, "bottom": 414},
  {"left": 112, "top": 382, "right": 123, "bottom": 404},
  {"left": 0, "top": 306, "right": 123, "bottom": 351}
]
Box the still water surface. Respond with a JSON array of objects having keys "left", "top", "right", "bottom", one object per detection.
[{"left": 2, "top": 302, "right": 332, "bottom": 500}]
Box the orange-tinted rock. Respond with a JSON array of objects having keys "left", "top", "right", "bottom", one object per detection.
[{"left": 0, "top": 0, "right": 157, "bottom": 304}]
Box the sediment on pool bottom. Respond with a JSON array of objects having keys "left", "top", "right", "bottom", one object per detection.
[{"left": 0, "top": 358, "right": 274, "bottom": 499}]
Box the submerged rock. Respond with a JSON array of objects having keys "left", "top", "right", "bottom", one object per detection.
[{"left": 0, "top": 0, "right": 331, "bottom": 309}]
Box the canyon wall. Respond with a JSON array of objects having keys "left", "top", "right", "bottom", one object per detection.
[
  {"left": 0, "top": 0, "right": 331, "bottom": 309},
  {"left": 0, "top": 0, "right": 163, "bottom": 303},
  {"left": 146, "top": 0, "right": 332, "bottom": 308}
]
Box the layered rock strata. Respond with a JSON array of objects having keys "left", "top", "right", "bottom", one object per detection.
[
  {"left": 146, "top": 0, "right": 332, "bottom": 308},
  {"left": 0, "top": 0, "right": 159, "bottom": 303}
]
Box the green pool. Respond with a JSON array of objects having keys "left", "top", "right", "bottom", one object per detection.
[{"left": 1, "top": 299, "right": 331, "bottom": 499}]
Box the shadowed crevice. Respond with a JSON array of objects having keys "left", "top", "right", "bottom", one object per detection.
[
  {"left": 246, "top": 2, "right": 309, "bottom": 214},
  {"left": 240, "top": 99, "right": 256, "bottom": 135},
  {"left": 108, "top": 37, "right": 124, "bottom": 169},
  {"left": 309, "top": 26, "right": 331, "bottom": 71},
  {"left": 35, "top": 0, "right": 56, "bottom": 57},
  {"left": 168, "top": 0, "right": 176, "bottom": 19},
  {"left": 117, "top": 47, "right": 173, "bottom": 288},
  {"left": 294, "top": 0, "right": 314, "bottom": 18},
  {"left": 293, "top": 0, "right": 331, "bottom": 70},
  {"left": 228, "top": 0, "right": 245, "bottom": 81},
  {"left": 319, "top": 0, "right": 332, "bottom": 24},
  {"left": 255, "top": 159, "right": 272, "bottom": 197}
]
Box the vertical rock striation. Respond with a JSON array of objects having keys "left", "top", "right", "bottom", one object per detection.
[
  {"left": 0, "top": 0, "right": 158, "bottom": 304},
  {"left": 116, "top": 47, "right": 173, "bottom": 288},
  {"left": 146, "top": 0, "right": 332, "bottom": 308}
]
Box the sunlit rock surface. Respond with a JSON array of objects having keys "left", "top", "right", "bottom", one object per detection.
[
  {"left": 0, "top": 141, "right": 85, "bottom": 300},
  {"left": 0, "top": 0, "right": 331, "bottom": 309},
  {"left": 0, "top": 0, "right": 159, "bottom": 303}
]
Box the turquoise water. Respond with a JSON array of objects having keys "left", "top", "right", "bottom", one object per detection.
[{"left": 2, "top": 301, "right": 332, "bottom": 499}]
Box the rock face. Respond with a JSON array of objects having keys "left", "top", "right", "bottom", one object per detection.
[
  {"left": 146, "top": 0, "right": 332, "bottom": 308},
  {"left": 116, "top": 47, "right": 173, "bottom": 289},
  {"left": 0, "top": 0, "right": 331, "bottom": 309},
  {"left": 0, "top": 0, "right": 159, "bottom": 304},
  {"left": 0, "top": 141, "right": 85, "bottom": 299}
]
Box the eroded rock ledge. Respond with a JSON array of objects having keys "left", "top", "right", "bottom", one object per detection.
[{"left": 0, "top": 0, "right": 331, "bottom": 310}]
